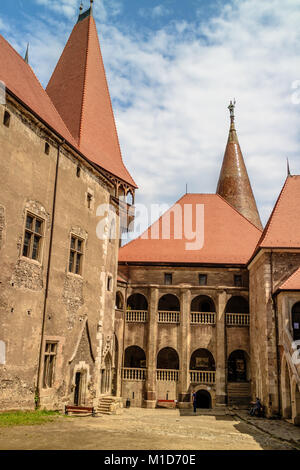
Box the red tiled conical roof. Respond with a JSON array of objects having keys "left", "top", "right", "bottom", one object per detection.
[
  {"left": 217, "top": 102, "right": 262, "bottom": 230},
  {"left": 119, "top": 194, "right": 262, "bottom": 265},
  {"left": 46, "top": 10, "right": 136, "bottom": 187},
  {"left": 0, "top": 34, "right": 75, "bottom": 144},
  {"left": 258, "top": 175, "right": 300, "bottom": 249}
]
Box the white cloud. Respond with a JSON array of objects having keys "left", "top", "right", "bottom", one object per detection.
[
  {"left": 1, "top": 0, "right": 300, "bottom": 231},
  {"left": 139, "top": 5, "right": 171, "bottom": 19}
]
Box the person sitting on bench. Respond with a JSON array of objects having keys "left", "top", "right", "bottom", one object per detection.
[{"left": 250, "top": 397, "right": 262, "bottom": 416}]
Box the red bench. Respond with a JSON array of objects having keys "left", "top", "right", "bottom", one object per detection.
[
  {"left": 157, "top": 400, "right": 177, "bottom": 409},
  {"left": 65, "top": 405, "right": 95, "bottom": 416}
]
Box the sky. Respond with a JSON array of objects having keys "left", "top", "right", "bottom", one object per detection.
[{"left": 0, "top": 0, "right": 300, "bottom": 229}]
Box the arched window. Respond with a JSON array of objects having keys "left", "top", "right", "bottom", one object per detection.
[
  {"left": 124, "top": 346, "right": 146, "bottom": 368},
  {"left": 115, "top": 291, "right": 124, "bottom": 310},
  {"left": 126, "top": 191, "right": 134, "bottom": 206},
  {"left": 157, "top": 347, "right": 179, "bottom": 370},
  {"left": 191, "top": 295, "right": 215, "bottom": 313},
  {"left": 127, "top": 293, "right": 148, "bottom": 311},
  {"left": 190, "top": 349, "right": 215, "bottom": 371},
  {"left": 101, "top": 353, "right": 112, "bottom": 394},
  {"left": 225, "top": 296, "right": 249, "bottom": 314},
  {"left": 158, "top": 294, "right": 180, "bottom": 312},
  {"left": 292, "top": 302, "right": 300, "bottom": 341},
  {"left": 228, "top": 350, "right": 249, "bottom": 382}
]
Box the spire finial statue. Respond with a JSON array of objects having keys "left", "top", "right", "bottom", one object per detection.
[
  {"left": 79, "top": 2, "right": 83, "bottom": 14},
  {"left": 287, "top": 158, "right": 291, "bottom": 177},
  {"left": 90, "top": 0, "right": 94, "bottom": 13},
  {"left": 228, "top": 99, "right": 236, "bottom": 127}
]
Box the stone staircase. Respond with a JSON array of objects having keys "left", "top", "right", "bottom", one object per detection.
[
  {"left": 227, "top": 382, "right": 251, "bottom": 408},
  {"left": 97, "top": 396, "right": 123, "bottom": 415}
]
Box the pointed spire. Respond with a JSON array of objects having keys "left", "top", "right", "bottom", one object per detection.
[
  {"left": 287, "top": 158, "right": 291, "bottom": 176},
  {"left": 46, "top": 6, "right": 136, "bottom": 188},
  {"left": 216, "top": 101, "right": 263, "bottom": 230},
  {"left": 24, "top": 43, "right": 29, "bottom": 64}
]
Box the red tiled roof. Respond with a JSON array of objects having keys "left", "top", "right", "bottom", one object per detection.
[
  {"left": 119, "top": 194, "right": 262, "bottom": 265},
  {"left": 0, "top": 34, "right": 75, "bottom": 144},
  {"left": 279, "top": 267, "right": 300, "bottom": 291},
  {"left": 46, "top": 14, "right": 136, "bottom": 188},
  {"left": 258, "top": 175, "right": 300, "bottom": 249}
]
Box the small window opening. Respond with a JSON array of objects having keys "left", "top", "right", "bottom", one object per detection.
[
  {"left": 199, "top": 274, "right": 207, "bottom": 286},
  {"left": 164, "top": 273, "right": 173, "bottom": 285},
  {"left": 3, "top": 111, "right": 10, "bottom": 128},
  {"left": 77, "top": 166, "right": 81, "bottom": 178},
  {"left": 107, "top": 276, "right": 113, "bottom": 291},
  {"left": 45, "top": 142, "right": 50, "bottom": 155},
  {"left": 234, "top": 275, "right": 243, "bottom": 287},
  {"left": 87, "top": 193, "right": 92, "bottom": 209}
]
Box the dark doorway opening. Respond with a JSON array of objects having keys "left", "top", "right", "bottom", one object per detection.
[
  {"left": 74, "top": 372, "right": 81, "bottom": 406},
  {"left": 292, "top": 302, "right": 300, "bottom": 341},
  {"left": 196, "top": 390, "right": 211, "bottom": 409}
]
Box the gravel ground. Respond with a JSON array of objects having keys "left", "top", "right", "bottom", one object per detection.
[{"left": 0, "top": 408, "right": 298, "bottom": 450}]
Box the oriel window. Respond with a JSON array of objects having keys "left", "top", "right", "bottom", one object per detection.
[
  {"left": 69, "top": 235, "right": 84, "bottom": 275},
  {"left": 43, "top": 342, "right": 57, "bottom": 388},
  {"left": 22, "top": 213, "right": 44, "bottom": 261}
]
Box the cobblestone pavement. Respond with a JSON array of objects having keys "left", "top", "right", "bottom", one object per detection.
[{"left": 0, "top": 408, "right": 299, "bottom": 450}]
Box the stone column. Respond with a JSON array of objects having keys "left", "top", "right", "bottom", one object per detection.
[
  {"left": 216, "top": 290, "right": 227, "bottom": 406},
  {"left": 144, "top": 287, "right": 159, "bottom": 408},
  {"left": 179, "top": 288, "right": 191, "bottom": 407}
]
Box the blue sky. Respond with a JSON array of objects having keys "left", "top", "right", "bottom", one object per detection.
[{"left": 0, "top": 0, "right": 300, "bottom": 229}]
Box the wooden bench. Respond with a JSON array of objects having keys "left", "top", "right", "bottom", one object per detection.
[{"left": 65, "top": 405, "right": 95, "bottom": 416}]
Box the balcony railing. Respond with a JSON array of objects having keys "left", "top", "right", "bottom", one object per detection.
[
  {"left": 126, "top": 310, "right": 148, "bottom": 323},
  {"left": 189, "top": 370, "right": 216, "bottom": 384},
  {"left": 122, "top": 368, "right": 146, "bottom": 381},
  {"left": 226, "top": 313, "right": 250, "bottom": 326},
  {"left": 156, "top": 369, "right": 179, "bottom": 381},
  {"left": 158, "top": 311, "right": 180, "bottom": 324},
  {"left": 191, "top": 312, "right": 216, "bottom": 325}
]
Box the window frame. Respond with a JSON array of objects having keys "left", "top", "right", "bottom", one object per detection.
[
  {"left": 234, "top": 275, "right": 243, "bottom": 287},
  {"left": 43, "top": 341, "right": 58, "bottom": 389},
  {"left": 164, "top": 273, "right": 173, "bottom": 285},
  {"left": 69, "top": 234, "right": 84, "bottom": 276},
  {"left": 199, "top": 274, "right": 208, "bottom": 286},
  {"left": 22, "top": 212, "right": 44, "bottom": 262}
]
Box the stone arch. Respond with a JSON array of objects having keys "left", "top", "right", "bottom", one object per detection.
[
  {"left": 127, "top": 293, "right": 148, "bottom": 310},
  {"left": 158, "top": 294, "right": 180, "bottom": 311},
  {"left": 228, "top": 349, "right": 250, "bottom": 382},
  {"left": 190, "top": 348, "right": 215, "bottom": 371},
  {"left": 157, "top": 347, "right": 179, "bottom": 370},
  {"left": 225, "top": 296, "right": 249, "bottom": 313},
  {"left": 116, "top": 291, "right": 124, "bottom": 310},
  {"left": 281, "top": 355, "right": 292, "bottom": 419},
  {"left": 124, "top": 346, "right": 146, "bottom": 368},
  {"left": 195, "top": 389, "right": 212, "bottom": 409},
  {"left": 291, "top": 302, "right": 300, "bottom": 341},
  {"left": 191, "top": 295, "right": 216, "bottom": 313},
  {"left": 291, "top": 378, "right": 300, "bottom": 426},
  {"left": 101, "top": 352, "right": 112, "bottom": 395}
]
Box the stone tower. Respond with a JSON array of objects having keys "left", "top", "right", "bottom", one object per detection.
[{"left": 216, "top": 101, "right": 262, "bottom": 230}]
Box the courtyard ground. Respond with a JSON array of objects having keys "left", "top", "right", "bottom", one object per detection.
[{"left": 0, "top": 408, "right": 299, "bottom": 450}]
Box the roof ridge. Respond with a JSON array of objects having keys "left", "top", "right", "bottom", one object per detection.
[{"left": 216, "top": 193, "right": 263, "bottom": 233}]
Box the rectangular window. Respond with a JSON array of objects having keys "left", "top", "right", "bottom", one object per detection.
[
  {"left": 234, "top": 275, "right": 243, "bottom": 287},
  {"left": 69, "top": 235, "right": 84, "bottom": 275},
  {"left": 22, "top": 213, "right": 44, "bottom": 261},
  {"left": 43, "top": 342, "right": 57, "bottom": 388},
  {"left": 107, "top": 276, "right": 113, "bottom": 291},
  {"left": 199, "top": 274, "right": 207, "bottom": 286},
  {"left": 164, "top": 273, "right": 173, "bottom": 285}
]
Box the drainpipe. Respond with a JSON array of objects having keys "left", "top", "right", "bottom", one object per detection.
[
  {"left": 270, "top": 249, "right": 282, "bottom": 417},
  {"left": 36, "top": 138, "right": 64, "bottom": 408}
]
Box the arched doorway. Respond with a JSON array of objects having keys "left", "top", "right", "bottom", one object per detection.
[
  {"left": 74, "top": 370, "right": 87, "bottom": 406},
  {"left": 196, "top": 390, "right": 212, "bottom": 409},
  {"left": 127, "top": 293, "right": 148, "bottom": 311},
  {"left": 158, "top": 294, "right": 180, "bottom": 311},
  {"left": 292, "top": 302, "right": 300, "bottom": 341},
  {"left": 101, "top": 353, "right": 112, "bottom": 395},
  {"left": 157, "top": 347, "right": 179, "bottom": 370},
  {"left": 190, "top": 349, "right": 215, "bottom": 371},
  {"left": 115, "top": 291, "right": 124, "bottom": 310},
  {"left": 191, "top": 295, "right": 215, "bottom": 313},
  {"left": 225, "top": 296, "right": 249, "bottom": 313},
  {"left": 228, "top": 350, "right": 249, "bottom": 382},
  {"left": 124, "top": 346, "right": 146, "bottom": 368},
  {"left": 281, "top": 358, "right": 292, "bottom": 419}
]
